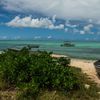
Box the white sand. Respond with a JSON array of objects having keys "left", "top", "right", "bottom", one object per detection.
[
  {"left": 51, "top": 54, "right": 100, "bottom": 85},
  {"left": 71, "top": 59, "right": 100, "bottom": 85},
  {"left": 51, "top": 54, "right": 68, "bottom": 58},
  {"left": 0, "top": 51, "right": 3, "bottom": 54}
]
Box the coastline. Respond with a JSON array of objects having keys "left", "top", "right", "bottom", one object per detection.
[
  {"left": 51, "top": 54, "right": 100, "bottom": 85},
  {"left": 0, "top": 51, "right": 100, "bottom": 85}
]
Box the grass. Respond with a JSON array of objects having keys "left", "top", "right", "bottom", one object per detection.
[
  {"left": 0, "top": 68, "right": 100, "bottom": 100},
  {"left": 35, "top": 71, "right": 100, "bottom": 100}
]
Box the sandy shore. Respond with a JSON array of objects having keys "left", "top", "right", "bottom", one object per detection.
[{"left": 51, "top": 54, "right": 100, "bottom": 85}]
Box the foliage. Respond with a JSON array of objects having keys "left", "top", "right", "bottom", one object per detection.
[
  {"left": 61, "top": 42, "right": 75, "bottom": 47},
  {"left": 57, "top": 57, "right": 70, "bottom": 66},
  {"left": 0, "top": 47, "right": 84, "bottom": 99}
]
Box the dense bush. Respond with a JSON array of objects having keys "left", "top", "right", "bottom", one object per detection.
[
  {"left": 57, "top": 57, "right": 70, "bottom": 66},
  {"left": 0, "top": 47, "right": 83, "bottom": 99}
]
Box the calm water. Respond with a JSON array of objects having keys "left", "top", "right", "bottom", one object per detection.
[{"left": 0, "top": 40, "right": 100, "bottom": 60}]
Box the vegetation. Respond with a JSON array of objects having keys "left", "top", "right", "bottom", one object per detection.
[
  {"left": 61, "top": 42, "right": 75, "bottom": 47},
  {"left": 0, "top": 47, "right": 100, "bottom": 100},
  {"left": 27, "top": 44, "right": 40, "bottom": 49}
]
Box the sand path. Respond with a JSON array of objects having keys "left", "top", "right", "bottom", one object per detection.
[
  {"left": 51, "top": 54, "right": 100, "bottom": 85},
  {"left": 71, "top": 59, "right": 100, "bottom": 85}
]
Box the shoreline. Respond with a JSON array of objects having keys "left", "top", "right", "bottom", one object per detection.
[
  {"left": 51, "top": 54, "right": 100, "bottom": 85},
  {"left": 0, "top": 52, "right": 100, "bottom": 85},
  {"left": 55, "top": 54, "right": 98, "bottom": 60},
  {"left": 51, "top": 54, "right": 96, "bottom": 61}
]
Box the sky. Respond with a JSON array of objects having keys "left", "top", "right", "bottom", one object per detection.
[{"left": 0, "top": 0, "right": 100, "bottom": 41}]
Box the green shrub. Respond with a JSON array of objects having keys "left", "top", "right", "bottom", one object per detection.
[
  {"left": 57, "top": 57, "right": 70, "bottom": 66},
  {"left": 0, "top": 47, "right": 83, "bottom": 99}
]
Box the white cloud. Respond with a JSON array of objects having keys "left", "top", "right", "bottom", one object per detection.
[
  {"left": 6, "top": 16, "right": 64, "bottom": 29},
  {"left": 80, "top": 30, "right": 85, "bottom": 35},
  {"left": 79, "top": 24, "right": 94, "bottom": 35},
  {"left": 47, "top": 35, "right": 52, "bottom": 39},
  {"left": 49, "top": 24, "right": 64, "bottom": 30},
  {"left": 65, "top": 28, "right": 68, "bottom": 32},
  {"left": 83, "top": 24, "right": 93, "bottom": 32},
  {"left": 66, "top": 24, "right": 77, "bottom": 28},
  {"left": 52, "top": 15, "right": 56, "bottom": 23},
  {"left": 88, "top": 19, "right": 93, "bottom": 23},
  {"left": 1, "top": 0, "right": 100, "bottom": 19},
  {"left": 65, "top": 21, "right": 77, "bottom": 28}
]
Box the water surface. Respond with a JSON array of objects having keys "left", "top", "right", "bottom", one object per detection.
[{"left": 0, "top": 40, "right": 100, "bottom": 60}]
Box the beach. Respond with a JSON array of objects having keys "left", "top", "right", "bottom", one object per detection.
[{"left": 52, "top": 54, "right": 100, "bottom": 85}]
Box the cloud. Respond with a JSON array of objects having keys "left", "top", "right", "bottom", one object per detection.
[
  {"left": 78, "top": 24, "right": 95, "bottom": 35},
  {"left": 83, "top": 24, "right": 93, "bottom": 32},
  {"left": 52, "top": 15, "right": 56, "bottom": 23},
  {"left": 1, "top": 0, "right": 100, "bottom": 19},
  {"left": 79, "top": 24, "right": 94, "bottom": 35},
  {"left": 65, "top": 21, "right": 78, "bottom": 28},
  {"left": 47, "top": 35, "right": 52, "bottom": 39},
  {"left": 6, "top": 16, "right": 64, "bottom": 29},
  {"left": 80, "top": 30, "right": 85, "bottom": 35},
  {"left": 66, "top": 24, "right": 77, "bottom": 28},
  {"left": 88, "top": 19, "right": 93, "bottom": 23},
  {"left": 65, "top": 28, "right": 68, "bottom": 32}
]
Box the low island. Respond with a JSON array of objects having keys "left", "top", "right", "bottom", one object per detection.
[{"left": 61, "top": 41, "right": 75, "bottom": 47}]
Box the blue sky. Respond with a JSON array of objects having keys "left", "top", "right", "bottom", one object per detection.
[{"left": 0, "top": 0, "right": 100, "bottom": 41}]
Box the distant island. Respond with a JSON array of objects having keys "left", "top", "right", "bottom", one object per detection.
[
  {"left": 27, "top": 44, "right": 40, "bottom": 49},
  {"left": 61, "top": 41, "right": 75, "bottom": 47}
]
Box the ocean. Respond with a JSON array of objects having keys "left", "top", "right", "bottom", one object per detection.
[{"left": 0, "top": 40, "right": 100, "bottom": 60}]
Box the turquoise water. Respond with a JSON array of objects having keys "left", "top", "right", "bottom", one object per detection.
[{"left": 0, "top": 40, "right": 100, "bottom": 60}]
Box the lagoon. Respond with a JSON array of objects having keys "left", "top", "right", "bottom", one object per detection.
[{"left": 0, "top": 40, "right": 100, "bottom": 60}]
